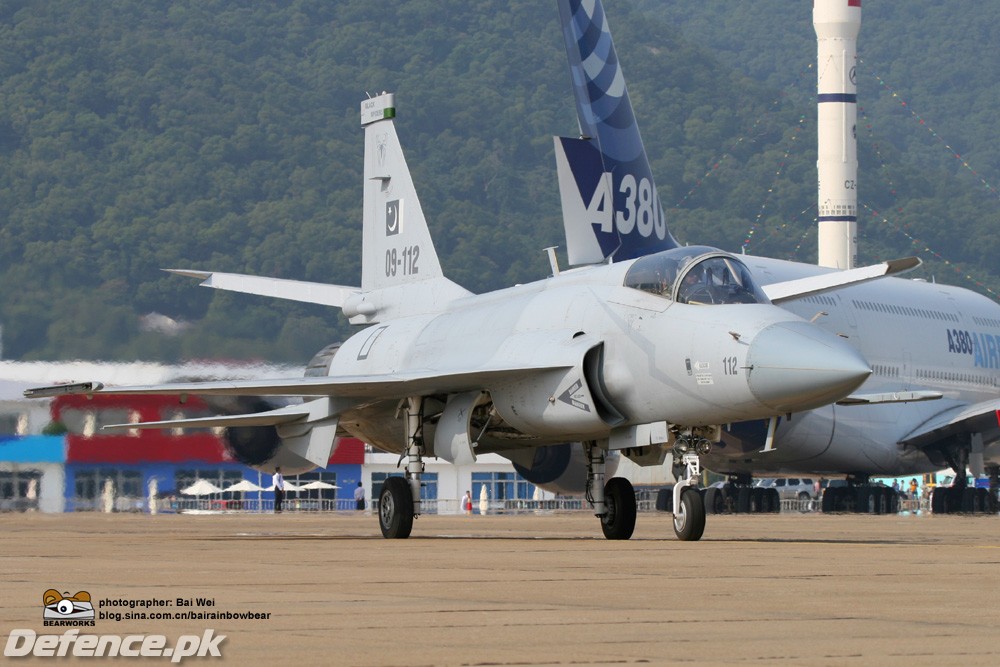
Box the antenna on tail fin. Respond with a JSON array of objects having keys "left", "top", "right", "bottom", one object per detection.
[{"left": 555, "top": 0, "right": 678, "bottom": 264}]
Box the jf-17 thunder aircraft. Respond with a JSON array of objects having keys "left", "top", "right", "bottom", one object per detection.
[
  {"left": 33, "top": 0, "right": 939, "bottom": 542},
  {"left": 552, "top": 0, "right": 1000, "bottom": 518}
]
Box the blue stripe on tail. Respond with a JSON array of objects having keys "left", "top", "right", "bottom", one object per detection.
[{"left": 557, "top": 0, "right": 678, "bottom": 262}]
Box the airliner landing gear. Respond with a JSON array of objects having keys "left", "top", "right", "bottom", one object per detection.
[
  {"left": 379, "top": 397, "right": 424, "bottom": 538},
  {"left": 705, "top": 473, "right": 779, "bottom": 515},
  {"left": 820, "top": 476, "right": 899, "bottom": 514},
  {"left": 930, "top": 442, "right": 997, "bottom": 514},
  {"left": 586, "top": 443, "right": 637, "bottom": 540}
]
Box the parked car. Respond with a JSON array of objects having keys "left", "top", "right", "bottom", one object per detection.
[{"left": 754, "top": 477, "right": 816, "bottom": 501}]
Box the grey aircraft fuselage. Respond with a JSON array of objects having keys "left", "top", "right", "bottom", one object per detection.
[{"left": 331, "top": 252, "right": 869, "bottom": 461}]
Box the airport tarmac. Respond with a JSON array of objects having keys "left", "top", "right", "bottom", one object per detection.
[{"left": 3, "top": 510, "right": 999, "bottom": 665}]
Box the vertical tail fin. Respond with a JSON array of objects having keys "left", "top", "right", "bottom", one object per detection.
[
  {"left": 350, "top": 94, "right": 469, "bottom": 323},
  {"left": 361, "top": 93, "right": 445, "bottom": 291},
  {"left": 556, "top": 0, "right": 678, "bottom": 263}
]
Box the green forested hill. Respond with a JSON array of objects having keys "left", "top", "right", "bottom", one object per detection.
[{"left": 0, "top": 0, "right": 998, "bottom": 363}]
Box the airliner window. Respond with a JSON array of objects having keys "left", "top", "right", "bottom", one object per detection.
[{"left": 675, "top": 256, "right": 768, "bottom": 305}]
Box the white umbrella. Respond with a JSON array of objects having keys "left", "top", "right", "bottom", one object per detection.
[
  {"left": 223, "top": 479, "right": 263, "bottom": 512},
  {"left": 300, "top": 480, "right": 339, "bottom": 504},
  {"left": 264, "top": 481, "right": 303, "bottom": 492},
  {"left": 181, "top": 479, "right": 223, "bottom": 496},
  {"left": 300, "top": 481, "right": 339, "bottom": 490},
  {"left": 224, "top": 480, "right": 263, "bottom": 493}
]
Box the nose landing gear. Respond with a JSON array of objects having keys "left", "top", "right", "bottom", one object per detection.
[{"left": 671, "top": 451, "right": 706, "bottom": 541}]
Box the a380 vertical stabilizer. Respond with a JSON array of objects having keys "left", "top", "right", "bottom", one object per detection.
[{"left": 556, "top": 0, "right": 679, "bottom": 264}]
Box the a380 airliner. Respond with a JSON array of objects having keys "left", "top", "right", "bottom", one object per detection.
[{"left": 554, "top": 0, "right": 1000, "bottom": 516}]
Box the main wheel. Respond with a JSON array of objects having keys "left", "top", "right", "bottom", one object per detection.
[
  {"left": 750, "top": 487, "right": 765, "bottom": 513},
  {"left": 673, "top": 487, "right": 706, "bottom": 541},
  {"left": 855, "top": 486, "right": 872, "bottom": 513},
  {"left": 379, "top": 477, "right": 414, "bottom": 539},
  {"left": 736, "top": 487, "right": 751, "bottom": 513},
  {"left": 705, "top": 487, "right": 725, "bottom": 514},
  {"left": 601, "top": 477, "right": 637, "bottom": 540},
  {"left": 961, "top": 487, "right": 976, "bottom": 513},
  {"left": 767, "top": 488, "right": 781, "bottom": 513},
  {"left": 931, "top": 487, "right": 946, "bottom": 514}
]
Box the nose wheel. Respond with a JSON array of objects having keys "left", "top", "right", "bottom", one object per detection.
[
  {"left": 673, "top": 487, "right": 706, "bottom": 541},
  {"left": 671, "top": 451, "right": 707, "bottom": 541}
]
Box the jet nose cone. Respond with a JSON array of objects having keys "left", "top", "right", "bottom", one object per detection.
[{"left": 747, "top": 321, "right": 871, "bottom": 412}]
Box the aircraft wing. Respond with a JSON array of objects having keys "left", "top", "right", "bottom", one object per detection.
[
  {"left": 837, "top": 390, "right": 943, "bottom": 406},
  {"left": 24, "top": 364, "right": 574, "bottom": 402},
  {"left": 101, "top": 400, "right": 319, "bottom": 432},
  {"left": 898, "top": 399, "right": 1000, "bottom": 450},
  {"left": 166, "top": 269, "right": 360, "bottom": 308},
  {"left": 761, "top": 257, "right": 921, "bottom": 304}
]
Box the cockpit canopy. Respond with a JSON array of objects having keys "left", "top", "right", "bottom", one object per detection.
[{"left": 623, "top": 246, "right": 769, "bottom": 305}]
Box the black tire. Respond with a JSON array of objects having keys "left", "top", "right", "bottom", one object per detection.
[
  {"left": 888, "top": 492, "right": 899, "bottom": 515},
  {"left": 768, "top": 488, "right": 781, "bottom": 513},
  {"left": 655, "top": 487, "right": 673, "bottom": 512},
  {"left": 974, "top": 488, "right": 989, "bottom": 513},
  {"left": 821, "top": 488, "right": 835, "bottom": 513},
  {"left": 379, "top": 477, "right": 414, "bottom": 539},
  {"left": 601, "top": 477, "right": 636, "bottom": 540},
  {"left": 961, "top": 487, "right": 976, "bottom": 513},
  {"left": 705, "top": 487, "right": 725, "bottom": 515},
  {"left": 855, "top": 486, "right": 872, "bottom": 514},
  {"left": 948, "top": 486, "right": 963, "bottom": 513},
  {"left": 931, "top": 487, "right": 946, "bottom": 514},
  {"left": 673, "top": 487, "right": 706, "bottom": 541},
  {"left": 736, "top": 487, "right": 751, "bottom": 514},
  {"left": 871, "top": 487, "right": 885, "bottom": 515},
  {"left": 749, "top": 487, "right": 763, "bottom": 513}
]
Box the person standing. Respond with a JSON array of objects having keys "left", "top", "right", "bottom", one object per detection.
[
  {"left": 354, "top": 481, "right": 366, "bottom": 510},
  {"left": 462, "top": 490, "right": 472, "bottom": 515},
  {"left": 273, "top": 467, "right": 285, "bottom": 513}
]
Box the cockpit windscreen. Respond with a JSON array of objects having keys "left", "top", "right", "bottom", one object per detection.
[{"left": 623, "top": 246, "right": 769, "bottom": 305}]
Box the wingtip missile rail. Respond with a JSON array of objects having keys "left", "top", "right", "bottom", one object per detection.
[{"left": 23, "top": 381, "right": 104, "bottom": 399}]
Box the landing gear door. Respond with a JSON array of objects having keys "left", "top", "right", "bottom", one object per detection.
[{"left": 433, "top": 391, "right": 489, "bottom": 466}]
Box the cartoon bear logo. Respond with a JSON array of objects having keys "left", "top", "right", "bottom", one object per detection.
[{"left": 43, "top": 589, "right": 95, "bottom": 620}]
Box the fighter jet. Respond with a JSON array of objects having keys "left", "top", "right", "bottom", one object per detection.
[
  {"left": 28, "top": 13, "right": 893, "bottom": 542},
  {"left": 553, "top": 0, "right": 1000, "bottom": 516}
]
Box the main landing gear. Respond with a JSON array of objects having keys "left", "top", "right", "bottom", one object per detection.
[
  {"left": 820, "top": 477, "right": 899, "bottom": 514},
  {"left": 585, "top": 443, "right": 637, "bottom": 540},
  {"left": 929, "top": 446, "right": 998, "bottom": 515},
  {"left": 704, "top": 473, "right": 781, "bottom": 515},
  {"left": 379, "top": 397, "right": 424, "bottom": 538}
]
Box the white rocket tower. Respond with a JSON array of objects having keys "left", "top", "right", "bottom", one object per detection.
[{"left": 814, "top": 0, "right": 861, "bottom": 269}]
